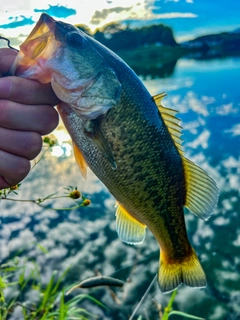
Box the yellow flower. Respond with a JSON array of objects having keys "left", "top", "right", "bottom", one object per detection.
[
  {"left": 69, "top": 190, "right": 81, "bottom": 199},
  {"left": 10, "top": 185, "right": 18, "bottom": 190},
  {"left": 83, "top": 199, "right": 91, "bottom": 206}
]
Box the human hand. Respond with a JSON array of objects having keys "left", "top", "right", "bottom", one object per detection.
[{"left": 0, "top": 48, "right": 60, "bottom": 189}]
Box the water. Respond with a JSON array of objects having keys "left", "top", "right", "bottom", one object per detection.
[{"left": 1, "top": 57, "right": 240, "bottom": 319}]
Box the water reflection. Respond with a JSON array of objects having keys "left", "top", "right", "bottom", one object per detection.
[{"left": 0, "top": 57, "right": 240, "bottom": 319}]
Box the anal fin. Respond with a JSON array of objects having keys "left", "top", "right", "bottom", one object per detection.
[
  {"left": 72, "top": 141, "right": 88, "bottom": 179},
  {"left": 115, "top": 203, "right": 146, "bottom": 245}
]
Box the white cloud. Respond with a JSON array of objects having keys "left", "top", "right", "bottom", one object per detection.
[
  {"left": 0, "top": 0, "right": 198, "bottom": 39},
  {"left": 213, "top": 216, "right": 230, "bottom": 226},
  {"left": 142, "top": 77, "right": 194, "bottom": 96},
  {"left": 225, "top": 123, "right": 240, "bottom": 136},
  {"left": 158, "top": 12, "right": 197, "bottom": 18},
  {"left": 233, "top": 234, "right": 240, "bottom": 247},
  {"left": 186, "top": 91, "right": 209, "bottom": 116},
  {"left": 137, "top": 12, "right": 197, "bottom": 20},
  {"left": 186, "top": 129, "right": 210, "bottom": 149}
]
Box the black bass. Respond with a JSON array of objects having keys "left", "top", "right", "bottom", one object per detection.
[{"left": 11, "top": 13, "right": 218, "bottom": 293}]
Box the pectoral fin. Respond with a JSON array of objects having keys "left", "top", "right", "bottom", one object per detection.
[
  {"left": 72, "top": 141, "right": 87, "bottom": 179},
  {"left": 84, "top": 119, "right": 116, "bottom": 169},
  {"left": 115, "top": 202, "right": 146, "bottom": 244}
]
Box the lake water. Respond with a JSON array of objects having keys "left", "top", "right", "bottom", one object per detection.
[{"left": 1, "top": 57, "right": 240, "bottom": 319}]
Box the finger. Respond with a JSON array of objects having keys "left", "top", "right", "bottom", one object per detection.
[
  {"left": 0, "top": 101, "right": 59, "bottom": 135},
  {"left": 0, "top": 48, "right": 17, "bottom": 76},
  {"left": 0, "top": 127, "right": 42, "bottom": 160},
  {"left": 0, "top": 176, "right": 12, "bottom": 189},
  {"left": 0, "top": 150, "right": 30, "bottom": 187},
  {"left": 0, "top": 76, "right": 60, "bottom": 106}
]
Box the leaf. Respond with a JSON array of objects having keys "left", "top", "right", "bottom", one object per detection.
[
  {"left": 168, "top": 310, "right": 205, "bottom": 320},
  {"left": 18, "top": 270, "right": 25, "bottom": 287},
  {"left": 59, "top": 291, "right": 67, "bottom": 320},
  {"left": 51, "top": 267, "right": 70, "bottom": 295},
  {"left": 37, "top": 244, "right": 49, "bottom": 254},
  {"left": 0, "top": 276, "right": 6, "bottom": 289},
  {"left": 38, "top": 270, "right": 57, "bottom": 311},
  {"left": 66, "top": 294, "right": 109, "bottom": 311}
]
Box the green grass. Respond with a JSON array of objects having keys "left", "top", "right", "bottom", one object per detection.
[
  {"left": 0, "top": 256, "right": 107, "bottom": 320},
  {"left": 0, "top": 253, "right": 206, "bottom": 319}
]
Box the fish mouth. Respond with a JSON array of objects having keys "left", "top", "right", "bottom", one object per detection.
[
  {"left": 19, "top": 13, "right": 56, "bottom": 59},
  {"left": 10, "top": 14, "right": 59, "bottom": 76},
  {"left": 19, "top": 13, "right": 76, "bottom": 58}
]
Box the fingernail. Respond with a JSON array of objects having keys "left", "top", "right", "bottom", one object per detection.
[{"left": 0, "top": 78, "right": 12, "bottom": 98}]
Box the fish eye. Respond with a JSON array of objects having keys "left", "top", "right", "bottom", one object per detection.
[{"left": 66, "top": 32, "right": 84, "bottom": 47}]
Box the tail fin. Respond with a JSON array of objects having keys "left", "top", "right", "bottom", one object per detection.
[{"left": 158, "top": 247, "right": 206, "bottom": 293}]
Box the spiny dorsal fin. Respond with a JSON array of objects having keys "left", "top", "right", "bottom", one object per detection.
[
  {"left": 153, "top": 93, "right": 219, "bottom": 220},
  {"left": 115, "top": 202, "right": 146, "bottom": 245},
  {"left": 153, "top": 93, "right": 184, "bottom": 155},
  {"left": 182, "top": 157, "right": 219, "bottom": 221},
  {"left": 72, "top": 141, "right": 88, "bottom": 179}
]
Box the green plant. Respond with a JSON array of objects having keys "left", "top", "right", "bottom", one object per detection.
[
  {"left": 161, "top": 290, "right": 205, "bottom": 320},
  {"left": 130, "top": 275, "right": 205, "bottom": 320},
  {"left": 0, "top": 256, "right": 107, "bottom": 319}
]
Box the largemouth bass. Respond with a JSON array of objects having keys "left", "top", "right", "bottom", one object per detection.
[{"left": 11, "top": 13, "right": 219, "bottom": 293}]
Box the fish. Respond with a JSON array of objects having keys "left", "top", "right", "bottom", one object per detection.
[{"left": 11, "top": 13, "right": 219, "bottom": 293}]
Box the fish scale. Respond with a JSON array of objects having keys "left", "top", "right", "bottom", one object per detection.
[{"left": 12, "top": 13, "right": 218, "bottom": 293}]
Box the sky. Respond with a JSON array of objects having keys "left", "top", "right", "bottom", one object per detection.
[{"left": 0, "top": 0, "right": 240, "bottom": 46}]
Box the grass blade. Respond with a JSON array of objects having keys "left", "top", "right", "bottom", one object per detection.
[{"left": 169, "top": 310, "right": 205, "bottom": 319}]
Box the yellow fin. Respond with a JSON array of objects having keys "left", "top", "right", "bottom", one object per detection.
[
  {"left": 153, "top": 93, "right": 184, "bottom": 155},
  {"left": 153, "top": 93, "right": 218, "bottom": 220},
  {"left": 72, "top": 141, "right": 87, "bottom": 179},
  {"left": 115, "top": 203, "right": 146, "bottom": 245},
  {"left": 158, "top": 247, "right": 206, "bottom": 293},
  {"left": 183, "top": 157, "right": 219, "bottom": 221}
]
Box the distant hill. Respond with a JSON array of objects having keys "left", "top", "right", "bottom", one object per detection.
[
  {"left": 181, "top": 30, "right": 240, "bottom": 59},
  {"left": 76, "top": 22, "right": 178, "bottom": 49},
  {"left": 75, "top": 23, "right": 240, "bottom": 76}
]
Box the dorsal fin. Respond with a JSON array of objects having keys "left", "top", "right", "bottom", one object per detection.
[
  {"left": 153, "top": 93, "right": 219, "bottom": 220},
  {"left": 72, "top": 141, "right": 88, "bottom": 179},
  {"left": 153, "top": 93, "right": 184, "bottom": 155}
]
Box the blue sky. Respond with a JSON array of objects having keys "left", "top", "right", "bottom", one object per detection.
[{"left": 0, "top": 0, "right": 239, "bottom": 44}]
